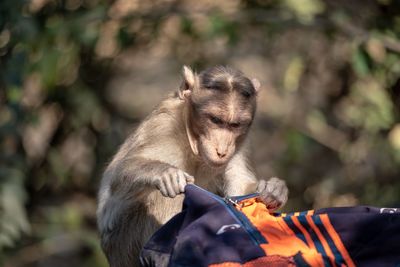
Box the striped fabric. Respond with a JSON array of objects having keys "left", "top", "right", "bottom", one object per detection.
[
  {"left": 140, "top": 185, "right": 400, "bottom": 267},
  {"left": 214, "top": 198, "right": 355, "bottom": 267}
]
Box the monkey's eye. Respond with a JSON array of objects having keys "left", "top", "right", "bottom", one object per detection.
[
  {"left": 229, "top": 122, "right": 241, "bottom": 129},
  {"left": 209, "top": 116, "right": 223, "bottom": 125},
  {"left": 241, "top": 91, "right": 251, "bottom": 98}
]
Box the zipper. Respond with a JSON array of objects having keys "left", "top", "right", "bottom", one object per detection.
[
  {"left": 229, "top": 193, "right": 260, "bottom": 203},
  {"left": 224, "top": 196, "right": 267, "bottom": 245},
  {"left": 188, "top": 185, "right": 266, "bottom": 245}
]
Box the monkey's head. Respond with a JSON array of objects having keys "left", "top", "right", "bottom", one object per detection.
[{"left": 179, "top": 66, "right": 260, "bottom": 168}]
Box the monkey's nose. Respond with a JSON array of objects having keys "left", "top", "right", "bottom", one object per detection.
[{"left": 216, "top": 149, "right": 226, "bottom": 158}]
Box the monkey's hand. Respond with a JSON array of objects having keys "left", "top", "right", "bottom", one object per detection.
[
  {"left": 256, "top": 177, "right": 288, "bottom": 211},
  {"left": 154, "top": 167, "right": 195, "bottom": 198}
]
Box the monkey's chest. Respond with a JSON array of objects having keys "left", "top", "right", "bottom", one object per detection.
[
  {"left": 191, "top": 168, "right": 224, "bottom": 195},
  {"left": 147, "top": 174, "right": 223, "bottom": 226}
]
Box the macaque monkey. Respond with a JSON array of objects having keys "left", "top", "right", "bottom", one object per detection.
[{"left": 97, "top": 66, "right": 288, "bottom": 267}]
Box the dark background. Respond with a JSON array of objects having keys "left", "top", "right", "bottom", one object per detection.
[{"left": 1, "top": 0, "right": 400, "bottom": 266}]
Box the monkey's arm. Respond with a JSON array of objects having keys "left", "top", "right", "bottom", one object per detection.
[
  {"left": 97, "top": 143, "right": 193, "bottom": 236},
  {"left": 223, "top": 151, "right": 288, "bottom": 210},
  {"left": 108, "top": 154, "right": 194, "bottom": 199},
  {"left": 223, "top": 151, "right": 258, "bottom": 196}
]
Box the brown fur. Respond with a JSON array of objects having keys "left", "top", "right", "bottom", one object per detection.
[{"left": 97, "top": 66, "right": 288, "bottom": 267}]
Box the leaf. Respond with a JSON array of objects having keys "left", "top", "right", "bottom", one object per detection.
[
  {"left": 282, "top": 0, "right": 325, "bottom": 23},
  {"left": 0, "top": 169, "right": 30, "bottom": 250},
  {"left": 284, "top": 56, "right": 304, "bottom": 92},
  {"left": 389, "top": 124, "right": 400, "bottom": 150},
  {"left": 352, "top": 46, "right": 370, "bottom": 76}
]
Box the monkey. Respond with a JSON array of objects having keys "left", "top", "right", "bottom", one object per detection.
[{"left": 97, "top": 66, "right": 289, "bottom": 267}]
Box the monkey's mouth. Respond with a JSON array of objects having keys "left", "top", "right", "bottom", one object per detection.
[
  {"left": 205, "top": 157, "right": 229, "bottom": 169},
  {"left": 199, "top": 145, "right": 230, "bottom": 168},
  {"left": 210, "top": 161, "right": 225, "bottom": 167}
]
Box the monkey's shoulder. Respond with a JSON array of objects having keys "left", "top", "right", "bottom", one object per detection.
[
  {"left": 135, "top": 95, "right": 182, "bottom": 128},
  {"left": 153, "top": 94, "right": 183, "bottom": 117},
  {"left": 143, "top": 94, "right": 182, "bottom": 120},
  {"left": 126, "top": 97, "right": 187, "bottom": 154}
]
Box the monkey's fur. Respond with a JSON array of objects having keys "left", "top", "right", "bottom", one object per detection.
[{"left": 97, "top": 66, "right": 288, "bottom": 267}]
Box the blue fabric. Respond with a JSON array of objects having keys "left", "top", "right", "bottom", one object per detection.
[
  {"left": 140, "top": 185, "right": 400, "bottom": 267},
  {"left": 140, "top": 185, "right": 265, "bottom": 266}
]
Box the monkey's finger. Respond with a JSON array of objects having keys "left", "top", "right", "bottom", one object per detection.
[
  {"left": 184, "top": 173, "right": 195, "bottom": 184},
  {"left": 177, "top": 172, "right": 187, "bottom": 193},
  {"left": 170, "top": 172, "right": 181, "bottom": 195},
  {"left": 269, "top": 177, "right": 281, "bottom": 183},
  {"left": 267, "top": 200, "right": 281, "bottom": 211},
  {"left": 265, "top": 181, "right": 276, "bottom": 194},
  {"left": 270, "top": 185, "right": 283, "bottom": 198},
  {"left": 163, "top": 175, "right": 176, "bottom": 198},
  {"left": 283, "top": 187, "right": 289, "bottom": 201},
  {"left": 261, "top": 195, "right": 275, "bottom": 205},
  {"left": 256, "top": 180, "right": 267, "bottom": 193},
  {"left": 268, "top": 178, "right": 286, "bottom": 191},
  {"left": 263, "top": 194, "right": 283, "bottom": 209},
  {"left": 156, "top": 179, "right": 169, "bottom": 197},
  {"left": 270, "top": 183, "right": 288, "bottom": 205},
  {"left": 278, "top": 188, "right": 288, "bottom": 206}
]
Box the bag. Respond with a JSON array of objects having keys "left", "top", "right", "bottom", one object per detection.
[{"left": 140, "top": 184, "right": 400, "bottom": 267}]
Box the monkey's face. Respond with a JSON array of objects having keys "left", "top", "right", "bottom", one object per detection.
[
  {"left": 190, "top": 81, "right": 257, "bottom": 168},
  {"left": 195, "top": 110, "right": 252, "bottom": 167}
]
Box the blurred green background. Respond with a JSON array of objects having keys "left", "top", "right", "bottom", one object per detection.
[{"left": 1, "top": 0, "right": 400, "bottom": 266}]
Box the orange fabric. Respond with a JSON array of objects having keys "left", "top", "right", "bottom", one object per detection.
[
  {"left": 306, "top": 216, "right": 336, "bottom": 267},
  {"left": 319, "top": 214, "right": 355, "bottom": 267},
  {"left": 291, "top": 216, "right": 317, "bottom": 251},
  {"left": 230, "top": 198, "right": 354, "bottom": 267},
  {"left": 274, "top": 210, "right": 314, "bottom": 217},
  {"left": 210, "top": 255, "right": 296, "bottom": 267},
  {"left": 307, "top": 210, "right": 315, "bottom": 215}
]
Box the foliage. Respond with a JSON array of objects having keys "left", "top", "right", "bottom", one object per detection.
[{"left": 0, "top": 0, "right": 399, "bottom": 266}]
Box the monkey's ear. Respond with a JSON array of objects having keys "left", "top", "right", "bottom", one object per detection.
[
  {"left": 179, "top": 65, "right": 196, "bottom": 100},
  {"left": 251, "top": 78, "right": 261, "bottom": 93}
]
